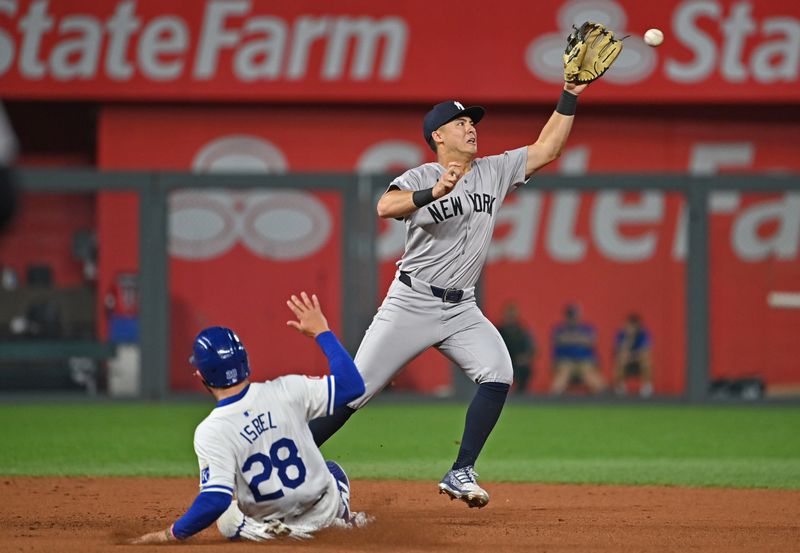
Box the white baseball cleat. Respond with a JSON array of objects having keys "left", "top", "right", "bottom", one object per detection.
[{"left": 438, "top": 466, "right": 490, "bottom": 508}]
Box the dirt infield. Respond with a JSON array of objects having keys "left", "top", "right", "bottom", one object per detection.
[{"left": 1, "top": 477, "right": 799, "bottom": 552}]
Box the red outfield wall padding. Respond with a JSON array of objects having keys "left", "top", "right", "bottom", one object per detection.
[{"left": 98, "top": 104, "right": 800, "bottom": 394}]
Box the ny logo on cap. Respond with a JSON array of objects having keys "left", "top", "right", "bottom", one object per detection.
[{"left": 453, "top": 101, "right": 464, "bottom": 110}]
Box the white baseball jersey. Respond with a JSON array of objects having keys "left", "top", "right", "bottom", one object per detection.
[{"left": 194, "top": 377, "right": 340, "bottom": 528}]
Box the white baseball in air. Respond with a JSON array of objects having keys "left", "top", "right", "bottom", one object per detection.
[{"left": 643, "top": 28, "right": 664, "bottom": 47}]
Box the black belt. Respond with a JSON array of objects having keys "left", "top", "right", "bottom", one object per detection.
[{"left": 399, "top": 271, "right": 465, "bottom": 303}]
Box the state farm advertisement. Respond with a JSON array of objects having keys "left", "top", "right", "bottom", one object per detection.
[
  {"left": 2, "top": 0, "right": 800, "bottom": 102},
  {"left": 99, "top": 105, "right": 800, "bottom": 394}
]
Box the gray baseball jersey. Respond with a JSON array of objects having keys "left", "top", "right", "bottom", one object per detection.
[
  {"left": 392, "top": 147, "right": 528, "bottom": 289},
  {"left": 349, "top": 147, "right": 528, "bottom": 408}
]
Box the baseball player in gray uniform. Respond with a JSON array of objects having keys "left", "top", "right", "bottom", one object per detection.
[{"left": 310, "top": 81, "right": 589, "bottom": 508}]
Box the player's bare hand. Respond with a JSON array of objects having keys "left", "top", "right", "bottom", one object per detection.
[
  {"left": 564, "top": 82, "right": 588, "bottom": 96},
  {"left": 286, "top": 292, "right": 330, "bottom": 338},
  {"left": 129, "top": 528, "right": 173, "bottom": 544},
  {"left": 433, "top": 162, "right": 463, "bottom": 198}
]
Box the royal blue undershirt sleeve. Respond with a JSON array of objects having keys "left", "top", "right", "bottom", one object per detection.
[
  {"left": 171, "top": 491, "right": 231, "bottom": 540},
  {"left": 315, "top": 330, "right": 365, "bottom": 407}
]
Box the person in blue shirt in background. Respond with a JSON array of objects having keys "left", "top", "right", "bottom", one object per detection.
[
  {"left": 549, "top": 303, "right": 606, "bottom": 395},
  {"left": 613, "top": 313, "right": 654, "bottom": 398}
]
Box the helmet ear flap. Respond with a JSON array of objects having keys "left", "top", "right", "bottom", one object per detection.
[
  {"left": 190, "top": 327, "right": 250, "bottom": 388},
  {"left": 190, "top": 367, "right": 211, "bottom": 389}
]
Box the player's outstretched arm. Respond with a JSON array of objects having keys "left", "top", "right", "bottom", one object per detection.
[
  {"left": 286, "top": 292, "right": 365, "bottom": 406},
  {"left": 129, "top": 491, "right": 231, "bottom": 544},
  {"left": 526, "top": 21, "right": 623, "bottom": 179},
  {"left": 524, "top": 82, "right": 587, "bottom": 179}
]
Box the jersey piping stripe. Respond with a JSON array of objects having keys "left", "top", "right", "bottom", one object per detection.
[
  {"left": 216, "top": 384, "right": 250, "bottom": 408},
  {"left": 201, "top": 485, "right": 234, "bottom": 495},
  {"left": 326, "top": 376, "right": 334, "bottom": 416}
]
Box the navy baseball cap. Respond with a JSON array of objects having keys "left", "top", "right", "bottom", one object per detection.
[{"left": 423, "top": 100, "right": 485, "bottom": 147}]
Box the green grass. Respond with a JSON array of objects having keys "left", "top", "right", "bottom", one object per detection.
[
  {"left": 0, "top": 403, "right": 207, "bottom": 476},
  {"left": 0, "top": 403, "right": 798, "bottom": 488}
]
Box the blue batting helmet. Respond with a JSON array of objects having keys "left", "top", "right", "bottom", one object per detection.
[{"left": 190, "top": 326, "right": 250, "bottom": 388}]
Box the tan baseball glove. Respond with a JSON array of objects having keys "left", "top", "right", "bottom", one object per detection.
[{"left": 563, "top": 21, "right": 624, "bottom": 84}]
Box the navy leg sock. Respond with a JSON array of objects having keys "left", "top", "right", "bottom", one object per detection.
[
  {"left": 309, "top": 405, "right": 356, "bottom": 447},
  {"left": 453, "top": 382, "right": 510, "bottom": 470}
]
